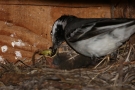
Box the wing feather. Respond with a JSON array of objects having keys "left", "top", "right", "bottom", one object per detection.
[{"left": 65, "top": 18, "right": 135, "bottom": 42}]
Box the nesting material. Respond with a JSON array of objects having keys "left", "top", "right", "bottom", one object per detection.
[{"left": 0, "top": 34, "right": 135, "bottom": 90}]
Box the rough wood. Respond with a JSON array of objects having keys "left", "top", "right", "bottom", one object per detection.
[{"left": 0, "top": 1, "right": 111, "bottom": 63}]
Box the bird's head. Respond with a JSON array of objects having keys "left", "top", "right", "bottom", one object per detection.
[{"left": 50, "top": 15, "right": 70, "bottom": 56}]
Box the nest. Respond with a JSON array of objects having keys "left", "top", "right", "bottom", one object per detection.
[{"left": 0, "top": 36, "right": 135, "bottom": 90}]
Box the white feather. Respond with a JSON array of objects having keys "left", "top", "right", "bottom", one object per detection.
[{"left": 69, "top": 25, "right": 135, "bottom": 57}]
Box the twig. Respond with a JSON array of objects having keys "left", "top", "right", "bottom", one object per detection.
[
  {"left": 32, "top": 50, "right": 40, "bottom": 66},
  {"left": 14, "top": 60, "right": 31, "bottom": 68},
  {"left": 94, "top": 55, "right": 110, "bottom": 69}
]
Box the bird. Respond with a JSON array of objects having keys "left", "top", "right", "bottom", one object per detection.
[{"left": 50, "top": 15, "right": 135, "bottom": 58}]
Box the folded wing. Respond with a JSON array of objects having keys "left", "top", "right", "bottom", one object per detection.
[{"left": 65, "top": 18, "right": 135, "bottom": 42}]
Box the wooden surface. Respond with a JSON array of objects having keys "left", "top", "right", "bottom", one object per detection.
[
  {"left": 111, "top": 0, "right": 135, "bottom": 18},
  {"left": 0, "top": 0, "right": 113, "bottom": 64},
  {"left": 0, "top": 0, "right": 110, "bottom": 7}
]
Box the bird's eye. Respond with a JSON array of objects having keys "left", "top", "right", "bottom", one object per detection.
[{"left": 51, "top": 31, "right": 52, "bottom": 35}]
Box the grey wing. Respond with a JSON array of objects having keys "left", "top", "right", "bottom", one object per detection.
[{"left": 65, "top": 18, "right": 135, "bottom": 42}]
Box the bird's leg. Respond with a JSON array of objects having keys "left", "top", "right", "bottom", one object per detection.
[
  {"left": 125, "top": 44, "right": 133, "bottom": 62},
  {"left": 94, "top": 55, "right": 110, "bottom": 69},
  {"left": 105, "top": 54, "right": 110, "bottom": 65}
]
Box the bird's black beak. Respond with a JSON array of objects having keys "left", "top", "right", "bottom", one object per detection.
[{"left": 50, "top": 44, "right": 58, "bottom": 56}]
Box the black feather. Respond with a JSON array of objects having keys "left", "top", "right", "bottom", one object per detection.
[{"left": 64, "top": 17, "right": 135, "bottom": 42}]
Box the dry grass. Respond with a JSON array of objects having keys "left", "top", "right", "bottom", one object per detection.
[{"left": 0, "top": 41, "right": 135, "bottom": 90}]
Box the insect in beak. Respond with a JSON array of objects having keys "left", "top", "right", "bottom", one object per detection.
[{"left": 50, "top": 45, "right": 57, "bottom": 56}]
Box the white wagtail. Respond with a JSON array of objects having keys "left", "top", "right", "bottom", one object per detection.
[{"left": 50, "top": 15, "right": 135, "bottom": 58}]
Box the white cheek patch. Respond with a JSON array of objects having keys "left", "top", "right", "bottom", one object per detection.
[
  {"left": 51, "top": 20, "right": 67, "bottom": 44},
  {"left": 52, "top": 20, "right": 66, "bottom": 35}
]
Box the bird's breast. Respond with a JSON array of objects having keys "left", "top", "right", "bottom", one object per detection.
[
  {"left": 67, "top": 24, "right": 135, "bottom": 57},
  {"left": 68, "top": 33, "right": 121, "bottom": 57}
]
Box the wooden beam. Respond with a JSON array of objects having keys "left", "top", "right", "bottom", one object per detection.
[{"left": 0, "top": 0, "right": 110, "bottom": 7}]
